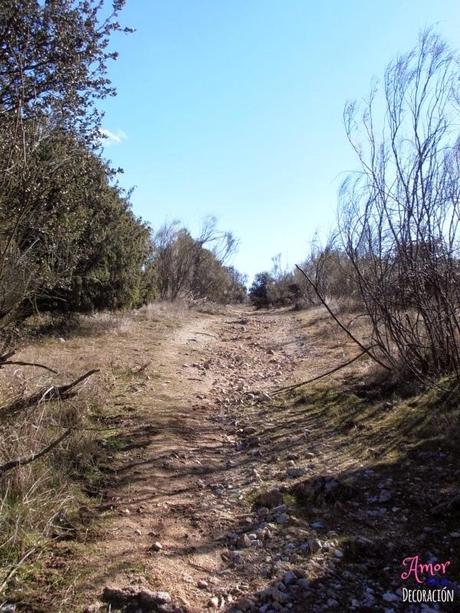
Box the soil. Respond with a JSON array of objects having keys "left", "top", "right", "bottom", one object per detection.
[
  {"left": 4, "top": 306, "right": 459, "bottom": 612},
  {"left": 81, "top": 307, "right": 309, "bottom": 610}
]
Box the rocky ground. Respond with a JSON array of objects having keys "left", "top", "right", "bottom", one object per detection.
[{"left": 2, "top": 306, "right": 459, "bottom": 612}]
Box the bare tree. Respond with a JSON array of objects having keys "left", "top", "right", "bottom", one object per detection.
[
  {"left": 151, "top": 218, "right": 239, "bottom": 302},
  {"left": 339, "top": 30, "right": 460, "bottom": 382}
]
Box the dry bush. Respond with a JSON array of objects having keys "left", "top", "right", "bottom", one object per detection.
[
  {"left": 76, "top": 312, "right": 134, "bottom": 338},
  {"left": 295, "top": 236, "right": 361, "bottom": 311},
  {"left": 339, "top": 30, "right": 460, "bottom": 382},
  {"left": 190, "top": 299, "right": 229, "bottom": 315},
  {"left": 298, "top": 32, "right": 460, "bottom": 385},
  {"left": 136, "top": 300, "right": 190, "bottom": 321},
  {"left": 150, "top": 218, "right": 244, "bottom": 304}
]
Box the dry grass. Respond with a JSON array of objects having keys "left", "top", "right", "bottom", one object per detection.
[
  {"left": 283, "top": 304, "right": 460, "bottom": 475},
  {"left": 21, "top": 310, "right": 134, "bottom": 340},
  {"left": 295, "top": 302, "right": 438, "bottom": 394},
  {"left": 293, "top": 305, "right": 375, "bottom": 387},
  {"left": 190, "top": 300, "right": 230, "bottom": 315},
  {"left": 0, "top": 373, "right": 103, "bottom": 594},
  {"left": 136, "top": 299, "right": 190, "bottom": 320},
  {"left": 75, "top": 312, "right": 134, "bottom": 337}
]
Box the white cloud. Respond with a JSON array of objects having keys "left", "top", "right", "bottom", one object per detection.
[{"left": 100, "top": 128, "right": 127, "bottom": 146}]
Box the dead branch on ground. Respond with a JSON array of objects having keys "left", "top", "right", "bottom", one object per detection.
[
  {"left": 271, "top": 348, "right": 371, "bottom": 395},
  {"left": 0, "top": 359, "right": 58, "bottom": 374},
  {"left": 0, "top": 368, "right": 99, "bottom": 416},
  {"left": 0, "top": 429, "right": 71, "bottom": 475}
]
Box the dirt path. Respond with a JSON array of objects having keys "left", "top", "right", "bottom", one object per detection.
[
  {"left": 78, "top": 308, "right": 311, "bottom": 612},
  {"left": 11, "top": 306, "right": 459, "bottom": 612}
]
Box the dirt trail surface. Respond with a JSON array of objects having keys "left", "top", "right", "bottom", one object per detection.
[
  {"left": 14, "top": 306, "right": 458, "bottom": 612},
  {"left": 79, "top": 308, "right": 310, "bottom": 612}
]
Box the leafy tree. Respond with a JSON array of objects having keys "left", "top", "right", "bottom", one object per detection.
[
  {"left": 0, "top": 129, "right": 152, "bottom": 315},
  {"left": 0, "top": 0, "right": 129, "bottom": 138},
  {"left": 0, "top": 0, "right": 132, "bottom": 327},
  {"left": 249, "top": 256, "right": 298, "bottom": 308},
  {"left": 249, "top": 272, "right": 273, "bottom": 308}
]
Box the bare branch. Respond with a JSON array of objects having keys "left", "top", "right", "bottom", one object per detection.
[
  {"left": 0, "top": 368, "right": 100, "bottom": 416},
  {"left": 0, "top": 360, "right": 58, "bottom": 374},
  {"left": 295, "top": 265, "right": 390, "bottom": 370},
  {"left": 0, "top": 429, "right": 72, "bottom": 475},
  {"left": 271, "top": 348, "right": 372, "bottom": 396}
]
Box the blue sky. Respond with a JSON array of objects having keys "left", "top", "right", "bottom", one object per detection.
[{"left": 101, "top": 0, "right": 460, "bottom": 282}]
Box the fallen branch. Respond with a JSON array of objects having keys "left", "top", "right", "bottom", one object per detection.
[
  {"left": 0, "top": 360, "right": 58, "bottom": 374},
  {"left": 295, "top": 265, "right": 390, "bottom": 370},
  {"left": 133, "top": 362, "right": 151, "bottom": 374},
  {"left": 271, "top": 348, "right": 370, "bottom": 395},
  {"left": 0, "top": 429, "right": 72, "bottom": 475},
  {"left": 193, "top": 331, "right": 218, "bottom": 338},
  {"left": 0, "top": 348, "right": 58, "bottom": 373},
  {"left": 0, "top": 368, "right": 100, "bottom": 416},
  {"left": 56, "top": 368, "right": 100, "bottom": 396}
]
